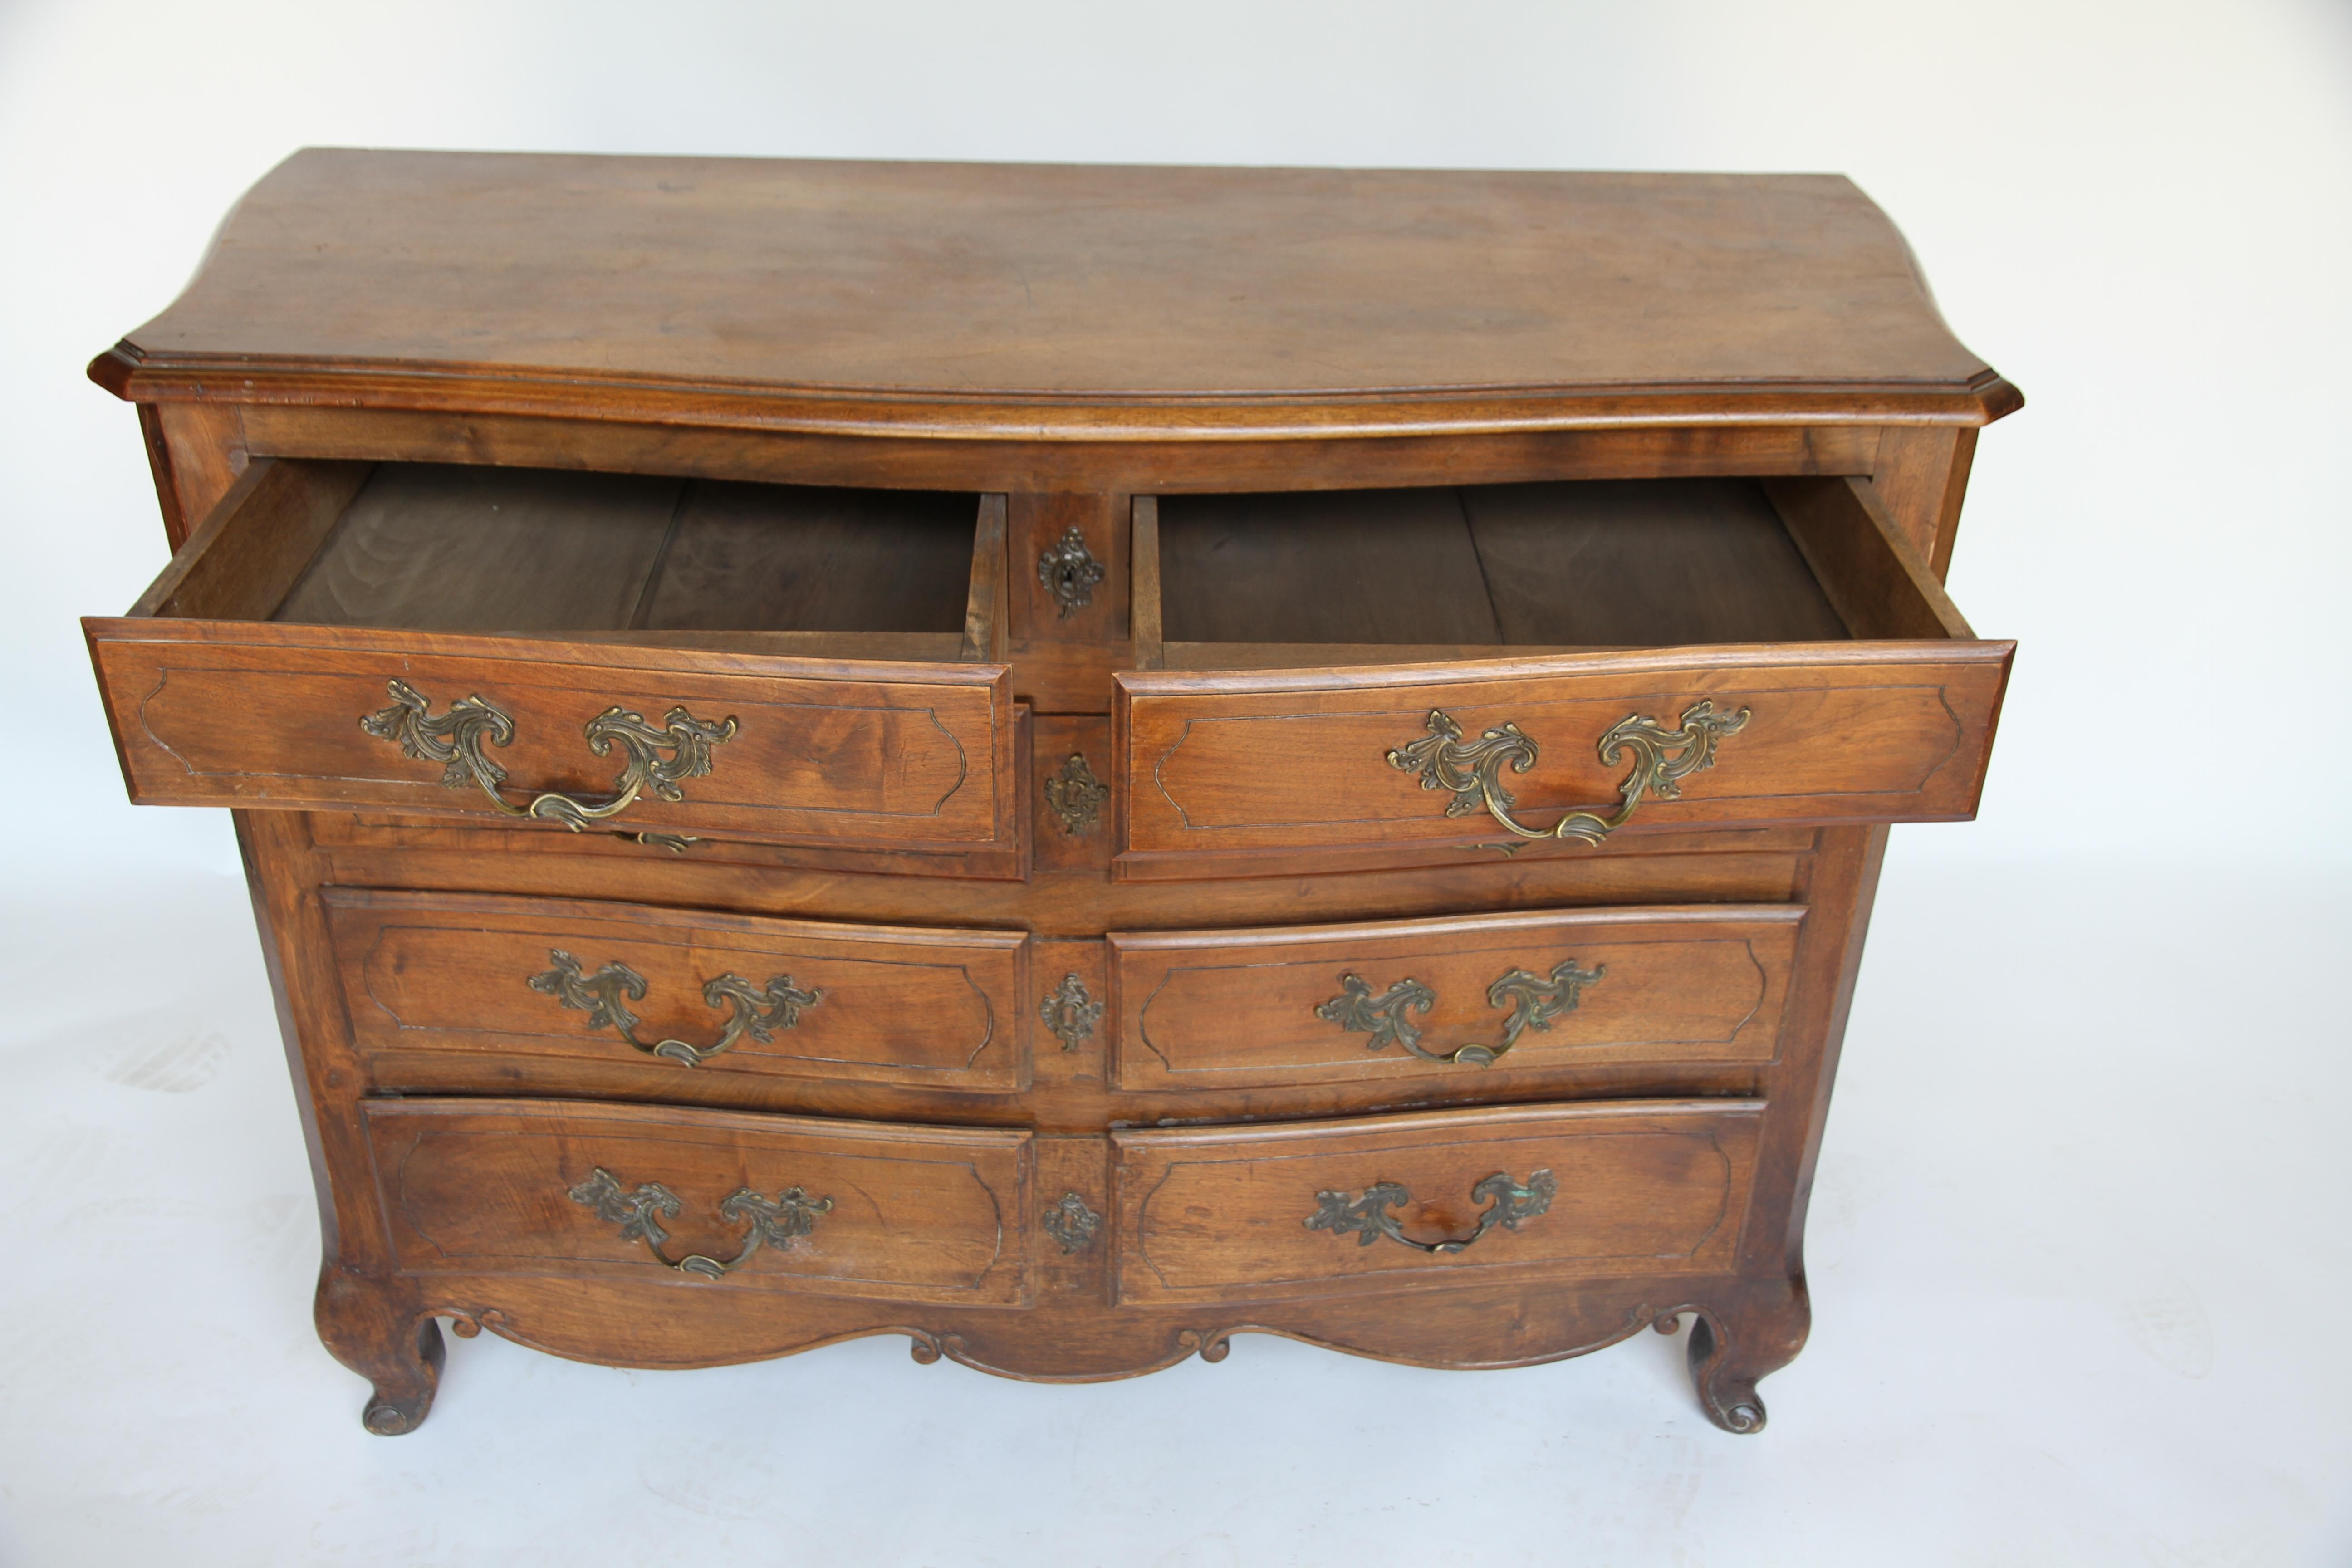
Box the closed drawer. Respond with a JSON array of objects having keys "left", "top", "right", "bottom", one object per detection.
[
  {"left": 326, "top": 889, "right": 1031, "bottom": 1092},
  {"left": 364, "top": 1098, "right": 1034, "bottom": 1305},
  {"left": 85, "top": 459, "right": 1020, "bottom": 872},
  {"left": 1118, "top": 475, "right": 2011, "bottom": 877},
  {"left": 1111, "top": 1100, "right": 1763, "bottom": 1304},
  {"left": 1107, "top": 904, "right": 1801, "bottom": 1091}
]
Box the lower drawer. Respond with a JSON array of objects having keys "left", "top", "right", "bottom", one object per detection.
[
  {"left": 1110, "top": 1100, "right": 1763, "bottom": 1305},
  {"left": 363, "top": 1098, "right": 1036, "bottom": 1305}
]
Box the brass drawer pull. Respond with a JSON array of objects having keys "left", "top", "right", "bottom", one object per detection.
[
  {"left": 568, "top": 1167, "right": 831, "bottom": 1279},
  {"left": 530, "top": 949, "right": 820, "bottom": 1066},
  {"left": 1306, "top": 1170, "right": 1556, "bottom": 1254},
  {"left": 1317, "top": 959, "right": 1603, "bottom": 1067},
  {"left": 360, "top": 678, "right": 737, "bottom": 830},
  {"left": 1388, "top": 699, "right": 1748, "bottom": 845}
]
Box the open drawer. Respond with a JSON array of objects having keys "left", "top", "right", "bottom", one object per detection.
[
  {"left": 1117, "top": 475, "right": 2013, "bottom": 878},
  {"left": 86, "top": 459, "right": 1021, "bottom": 872}
]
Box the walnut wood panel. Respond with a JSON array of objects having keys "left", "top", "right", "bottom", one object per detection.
[
  {"left": 1158, "top": 487, "right": 1501, "bottom": 645},
  {"left": 309, "top": 811, "right": 1813, "bottom": 932},
  {"left": 1459, "top": 479, "right": 1851, "bottom": 646},
  {"left": 238, "top": 404, "right": 1885, "bottom": 497},
  {"left": 1112, "top": 1102, "right": 1764, "bottom": 1305},
  {"left": 324, "top": 889, "right": 1030, "bottom": 1092},
  {"left": 275, "top": 462, "right": 685, "bottom": 631},
  {"left": 132, "top": 457, "right": 371, "bottom": 623},
  {"left": 1763, "top": 475, "right": 1973, "bottom": 642},
  {"left": 1868, "top": 424, "right": 1979, "bottom": 576},
  {"left": 1115, "top": 643, "right": 2010, "bottom": 873},
  {"left": 1108, "top": 905, "right": 1802, "bottom": 1091},
  {"left": 149, "top": 401, "right": 248, "bottom": 549},
  {"left": 363, "top": 1098, "right": 1034, "bottom": 1306},
  {"left": 647, "top": 481, "right": 979, "bottom": 635},
  {"left": 101, "top": 153, "right": 2018, "bottom": 437},
  {"left": 361, "top": 1270, "right": 1756, "bottom": 1380},
  {"left": 85, "top": 622, "right": 1018, "bottom": 861}
]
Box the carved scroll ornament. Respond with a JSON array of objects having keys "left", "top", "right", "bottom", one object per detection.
[
  {"left": 1316, "top": 958, "right": 1603, "bottom": 1068},
  {"left": 530, "top": 949, "right": 819, "bottom": 1067},
  {"left": 1306, "top": 1170, "right": 1556, "bottom": 1254},
  {"left": 1388, "top": 700, "right": 1749, "bottom": 846},
  {"left": 568, "top": 1167, "right": 832, "bottom": 1279},
  {"left": 360, "top": 678, "right": 736, "bottom": 830}
]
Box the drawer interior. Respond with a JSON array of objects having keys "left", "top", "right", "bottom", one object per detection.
[
  {"left": 1137, "top": 475, "right": 1968, "bottom": 667},
  {"left": 138, "top": 459, "right": 1008, "bottom": 661}
]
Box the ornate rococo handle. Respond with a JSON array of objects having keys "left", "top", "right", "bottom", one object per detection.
[
  {"left": 1317, "top": 958, "right": 1603, "bottom": 1068},
  {"left": 360, "top": 678, "right": 737, "bottom": 830},
  {"left": 1306, "top": 1170, "right": 1556, "bottom": 1254},
  {"left": 568, "top": 1167, "right": 831, "bottom": 1279},
  {"left": 1387, "top": 699, "right": 1749, "bottom": 845},
  {"left": 530, "top": 950, "right": 819, "bottom": 1067}
]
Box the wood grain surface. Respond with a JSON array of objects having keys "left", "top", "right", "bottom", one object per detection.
[
  {"left": 325, "top": 889, "right": 1031, "bottom": 1092},
  {"left": 364, "top": 1097, "right": 1035, "bottom": 1305},
  {"left": 1112, "top": 1101, "right": 1764, "bottom": 1304},
  {"left": 93, "top": 152, "right": 2019, "bottom": 436},
  {"left": 1108, "top": 905, "right": 1803, "bottom": 1090},
  {"left": 86, "top": 622, "right": 1017, "bottom": 854},
  {"left": 1116, "top": 642, "right": 2011, "bottom": 870}
]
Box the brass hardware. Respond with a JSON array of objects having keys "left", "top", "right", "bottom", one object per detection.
[
  {"left": 360, "top": 678, "right": 737, "bottom": 831},
  {"left": 1044, "top": 752, "right": 1109, "bottom": 836},
  {"left": 618, "top": 831, "right": 701, "bottom": 853},
  {"left": 1043, "top": 1191, "right": 1102, "bottom": 1254},
  {"left": 1387, "top": 700, "right": 1749, "bottom": 846},
  {"left": 1305, "top": 1170, "right": 1556, "bottom": 1254},
  {"left": 1039, "top": 974, "right": 1102, "bottom": 1051},
  {"left": 1316, "top": 959, "right": 1604, "bottom": 1068},
  {"left": 568, "top": 1167, "right": 830, "bottom": 1279},
  {"left": 529, "top": 949, "right": 819, "bottom": 1067},
  {"left": 1036, "top": 526, "right": 1104, "bottom": 617}
]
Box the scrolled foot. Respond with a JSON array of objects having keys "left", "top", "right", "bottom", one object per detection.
[
  {"left": 357, "top": 1316, "right": 445, "bottom": 1435},
  {"left": 1682, "top": 1286, "right": 1808, "bottom": 1436},
  {"left": 315, "top": 1270, "right": 447, "bottom": 1436}
]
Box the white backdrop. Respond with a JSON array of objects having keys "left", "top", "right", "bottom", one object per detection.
[{"left": 2, "top": 3, "right": 2347, "bottom": 1564}]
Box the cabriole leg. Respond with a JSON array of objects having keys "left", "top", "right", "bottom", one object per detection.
[
  {"left": 315, "top": 1268, "right": 445, "bottom": 1436},
  {"left": 1683, "top": 1280, "right": 1810, "bottom": 1435}
]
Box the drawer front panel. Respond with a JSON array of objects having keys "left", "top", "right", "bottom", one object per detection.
[
  {"left": 364, "top": 1098, "right": 1034, "bottom": 1305},
  {"left": 1114, "top": 643, "right": 2009, "bottom": 872},
  {"left": 326, "top": 890, "right": 1029, "bottom": 1091},
  {"left": 1109, "top": 905, "right": 1801, "bottom": 1091},
  {"left": 86, "top": 621, "right": 1015, "bottom": 857},
  {"left": 1112, "top": 1101, "right": 1763, "bottom": 1304}
]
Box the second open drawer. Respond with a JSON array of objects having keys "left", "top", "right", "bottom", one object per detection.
[{"left": 1117, "top": 473, "right": 2013, "bottom": 877}]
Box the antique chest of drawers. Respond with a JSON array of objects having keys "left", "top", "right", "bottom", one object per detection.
[{"left": 84, "top": 151, "right": 2016, "bottom": 1434}]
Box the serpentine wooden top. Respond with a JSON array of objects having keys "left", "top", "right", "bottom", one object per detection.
[{"left": 93, "top": 149, "right": 2017, "bottom": 439}]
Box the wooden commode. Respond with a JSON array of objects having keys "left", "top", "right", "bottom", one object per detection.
[{"left": 83, "top": 151, "right": 2017, "bottom": 1434}]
